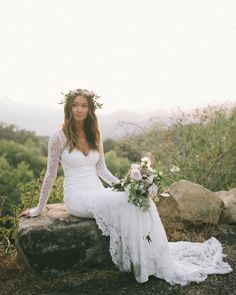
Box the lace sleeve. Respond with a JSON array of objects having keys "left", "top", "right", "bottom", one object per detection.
[
  {"left": 96, "top": 133, "right": 120, "bottom": 186},
  {"left": 29, "top": 130, "right": 64, "bottom": 217}
]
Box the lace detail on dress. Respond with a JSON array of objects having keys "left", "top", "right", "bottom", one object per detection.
[
  {"left": 84, "top": 192, "right": 134, "bottom": 273},
  {"left": 91, "top": 209, "right": 132, "bottom": 272},
  {"left": 29, "top": 130, "right": 65, "bottom": 217},
  {"left": 85, "top": 197, "right": 233, "bottom": 285},
  {"left": 166, "top": 237, "right": 233, "bottom": 286},
  {"left": 29, "top": 129, "right": 119, "bottom": 217},
  {"left": 83, "top": 193, "right": 161, "bottom": 282},
  {"left": 96, "top": 133, "right": 120, "bottom": 186}
]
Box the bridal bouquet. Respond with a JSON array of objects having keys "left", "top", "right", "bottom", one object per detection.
[{"left": 112, "top": 157, "right": 164, "bottom": 212}]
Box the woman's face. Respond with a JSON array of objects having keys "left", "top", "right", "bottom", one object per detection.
[{"left": 71, "top": 95, "right": 89, "bottom": 123}]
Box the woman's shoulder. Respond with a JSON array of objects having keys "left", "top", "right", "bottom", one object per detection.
[
  {"left": 49, "top": 129, "right": 66, "bottom": 146},
  {"left": 49, "top": 129, "right": 62, "bottom": 138}
]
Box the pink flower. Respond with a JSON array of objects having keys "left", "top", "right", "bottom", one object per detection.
[
  {"left": 131, "top": 164, "right": 140, "bottom": 171},
  {"left": 130, "top": 169, "right": 142, "bottom": 181}
]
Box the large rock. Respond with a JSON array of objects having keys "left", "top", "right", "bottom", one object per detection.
[
  {"left": 216, "top": 188, "right": 236, "bottom": 224},
  {"left": 166, "top": 180, "right": 224, "bottom": 225},
  {"left": 16, "top": 203, "right": 113, "bottom": 278},
  {"left": 156, "top": 193, "right": 183, "bottom": 230}
]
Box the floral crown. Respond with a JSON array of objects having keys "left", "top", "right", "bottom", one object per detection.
[{"left": 59, "top": 88, "right": 103, "bottom": 110}]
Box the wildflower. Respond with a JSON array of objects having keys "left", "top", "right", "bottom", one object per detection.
[{"left": 170, "top": 165, "right": 181, "bottom": 173}]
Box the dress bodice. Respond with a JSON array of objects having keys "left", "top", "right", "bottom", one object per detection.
[
  {"left": 61, "top": 148, "right": 104, "bottom": 193},
  {"left": 29, "top": 129, "right": 120, "bottom": 217},
  {"left": 61, "top": 149, "right": 100, "bottom": 170}
]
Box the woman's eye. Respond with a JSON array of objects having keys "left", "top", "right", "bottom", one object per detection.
[{"left": 72, "top": 104, "right": 88, "bottom": 108}]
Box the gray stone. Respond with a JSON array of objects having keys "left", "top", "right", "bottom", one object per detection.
[
  {"left": 167, "top": 180, "right": 224, "bottom": 225},
  {"left": 16, "top": 203, "right": 113, "bottom": 278}
]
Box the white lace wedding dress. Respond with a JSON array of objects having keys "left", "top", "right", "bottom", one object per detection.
[{"left": 29, "top": 129, "right": 233, "bottom": 286}]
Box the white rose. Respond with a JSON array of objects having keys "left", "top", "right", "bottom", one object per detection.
[
  {"left": 141, "top": 157, "right": 151, "bottom": 166},
  {"left": 148, "top": 183, "right": 158, "bottom": 198},
  {"left": 130, "top": 169, "right": 142, "bottom": 181},
  {"left": 170, "top": 165, "right": 180, "bottom": 173},
  {"left": 147, "top": 166, "right": 155, "bottom": 172},
  {"left": 131, "top": 164, "right": 140, "bottom": 171},
  {"left": 146, "top": 175, "right": 154, "bottom": 184},
  {"left": 139, "top": 183, "right": 145, "bottom": 193},
  {"left": 124, "top": 184, "right": 131, "bottom": 194}
]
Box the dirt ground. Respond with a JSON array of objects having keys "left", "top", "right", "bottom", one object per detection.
[{"left": 1, "top": 224, "right": 236, "bottom": 295}]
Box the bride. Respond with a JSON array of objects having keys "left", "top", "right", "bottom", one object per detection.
[{"left": 19, "top": 88, "right": 233, "bottom": 285}]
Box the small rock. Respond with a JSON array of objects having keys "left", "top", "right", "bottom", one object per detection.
[{"left": 216, "top": 188, "right": 236, "bottom": 224}]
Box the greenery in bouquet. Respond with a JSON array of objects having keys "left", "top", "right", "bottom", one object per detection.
[
  {"left": 112, "top": 157, "right": 182, "bottom": 243},
  {"left": 112, "top": 156, "right": 165, "bottom": 212}
]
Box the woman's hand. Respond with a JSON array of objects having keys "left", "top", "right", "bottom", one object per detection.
[{"left": 19, "top": 209, "right": 31, "bottom": 218}]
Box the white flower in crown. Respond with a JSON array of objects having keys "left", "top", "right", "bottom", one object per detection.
[
  {"left": 148, "top": 183, "right": 158, "bottom": 198},
  {"left": 59, "top": 88, "right": 103, "bottom": 110},
  {"left": 170, "top": 165, "right": 181, "bottom": 173},
  {"left": 130, "top": 169, "right": 142, "bottom": 181}
]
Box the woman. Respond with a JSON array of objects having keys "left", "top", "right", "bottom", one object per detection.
[{"left": 19, "top": 88, "right": 233, "bottom": 285}]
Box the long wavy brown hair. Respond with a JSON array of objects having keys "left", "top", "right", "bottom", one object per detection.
[{"left": 61, "top": 89, "right": 102, "bottom": 153}]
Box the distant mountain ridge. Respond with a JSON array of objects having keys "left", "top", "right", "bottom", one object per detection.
[
  {"left": 1, "top": 97, "right": 235, "bottom": 139},
  {"left": 0, "top": 97, "right": 171, "bottom": 139}
]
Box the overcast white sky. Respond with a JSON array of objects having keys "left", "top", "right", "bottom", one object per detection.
[{"left": 0, "top": 0, "right": 236, "bottom": 114}]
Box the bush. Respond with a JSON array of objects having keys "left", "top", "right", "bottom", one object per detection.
[
  {"left": 152, "top": 104, "right": 236, "bottom": 190},
  {"left": 105, "top": 150, "right": 130, "bottom": 179}
]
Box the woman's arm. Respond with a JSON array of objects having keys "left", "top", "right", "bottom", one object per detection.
[
  {"left": 96, "top": 133, "right": 120, "bottom": 186},
  {"left": 26, "top": 130, "right": 64, "bottom": 217}
]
